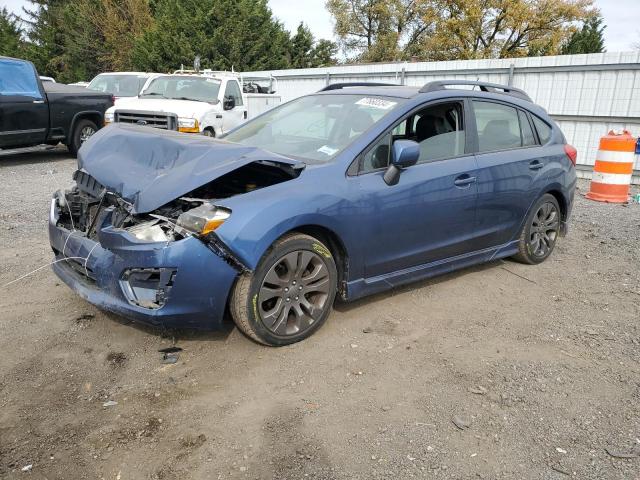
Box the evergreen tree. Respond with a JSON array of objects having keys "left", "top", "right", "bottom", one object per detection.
[
  {"left": 561, "top": 15, "right": 606, "bottom": 54},
  {"left": 132, "top": 0, "right": 291, "bottom": 72},
  {"left": 0, "top": 7, "right": 23, "bottom": 58},
  {"left": 21, "top": 0, "right": 69, "bottom": 78},
  {"left": 311, "top": 39, "right": 338, "bottom": 67},
  {"left": 290, "top": 22, "right": 315, "bottom": 68}
]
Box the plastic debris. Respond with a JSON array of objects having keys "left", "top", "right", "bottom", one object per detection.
[
  {"left": 21, "top": 465, "right": 33, "bottom": 472},
  {"left": 102, "top": 400, "right": 118, "bottom": 407}
]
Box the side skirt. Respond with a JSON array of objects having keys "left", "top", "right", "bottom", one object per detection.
[{"left": 345, "top": 240, "right": 519, "bottom": 301}]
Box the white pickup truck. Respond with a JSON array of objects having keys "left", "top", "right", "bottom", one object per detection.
[{"left": 104, "top": 71, "right": 280, "bottom": 137}]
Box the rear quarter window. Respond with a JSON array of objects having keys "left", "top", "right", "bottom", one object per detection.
[{"left": 531, "top": 115, "right": 552, "bottom": 144}]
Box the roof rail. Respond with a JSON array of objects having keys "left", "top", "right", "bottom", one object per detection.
[
  {"left": 420, "top": 80, "right": 532, "bottom": 102},
  {"left": 319, "top": 82, "right": 397, "bottom": 92}
]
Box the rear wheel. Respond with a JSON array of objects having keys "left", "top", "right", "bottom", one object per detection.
[
  {"left": 230, "top": 233, "right": 338, "bottom": 346},
  {"left": 513, "top": 193, "right": 561, "bottom": 264},
  {"left": 203, "top": 128, "right": 215, "bottom": 137},
  {"left": 68, "top": 119, "right": 97, "bottom": 156}
]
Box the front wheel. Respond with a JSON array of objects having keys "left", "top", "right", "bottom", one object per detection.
[
  {"left": 230, "top": 233, "right": 338, "bottom": 346},
  {"left": 68, "top": 119, "right": 98, "bottom": 156},
  {"left": 512, "top": 193, "right": 561, "bottom": 265}
]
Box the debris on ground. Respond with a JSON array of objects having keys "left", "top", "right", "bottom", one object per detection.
[
  {"left": 102, "top": 400, "right": 118, "bottom": 407},
  {"left": 452, "top": 415, "right": 471, "bottom": 430},
  {"left": 605, "top": 448, "right": 640, "bottom": 459}
]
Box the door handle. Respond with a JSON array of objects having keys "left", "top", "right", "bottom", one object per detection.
[
  {"left": 454, "top": 175, "right": 477, "bottom": 187},
  {"left": 529, "top": 160, "right": 544, "bottom": 170},
  {"left": 33, "top": 100, "right": 45, "bottom": 104}
]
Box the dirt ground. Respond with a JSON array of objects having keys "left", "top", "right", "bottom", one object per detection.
[{"left": 1, "top": 147, "right": 639, "bottom": 480}]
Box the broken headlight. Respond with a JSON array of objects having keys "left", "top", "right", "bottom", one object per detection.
[
  {"left": 176, "top": 204, "right": 230, "bottom": 235},
  {"left": 127, "top": 220, "right": 169, "bottom": 242}
]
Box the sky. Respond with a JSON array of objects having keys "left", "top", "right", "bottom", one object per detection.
[{"left": 4, "top": 0, "right": 639, "bottom": 53}]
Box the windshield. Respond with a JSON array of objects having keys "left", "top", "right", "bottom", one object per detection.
[
  {"left": 224, "top": 94, "right": 403, "bottom": 163},
  {"left": 87, "top": 74, "right": 147, "bottom": 97},
  {"left": 141, "top": 76, "right": 221, "bottom": 103}
]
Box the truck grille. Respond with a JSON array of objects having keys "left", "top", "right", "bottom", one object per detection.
[{"left": 114, "top": 110, "right": 177, "bottom": 130}]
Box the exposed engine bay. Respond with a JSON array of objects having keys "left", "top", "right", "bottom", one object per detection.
[{"left": 55, "top": 160, "right": 301, "bottom": 245}]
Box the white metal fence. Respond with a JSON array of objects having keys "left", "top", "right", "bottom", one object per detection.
[{"left": 245, "top": 51, "right": 640, "bottom": 182}]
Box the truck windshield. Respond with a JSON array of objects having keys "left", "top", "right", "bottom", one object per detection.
[
  {"left": 87, "top": 74, "right": 147, "bottom": 97},
  {"left": 140, "top": 76, "right": 221, "bottom": 103},
  {"left": 224, "top": 94, "right": 403, "bottom": 163}
]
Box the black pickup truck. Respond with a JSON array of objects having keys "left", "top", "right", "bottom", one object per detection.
[{"left": 0, "top": 56, "right": 113, "bottom": 155}]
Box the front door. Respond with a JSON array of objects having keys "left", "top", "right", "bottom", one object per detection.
[
  {"left": 221, "top": 80, "right": 246, "bottom": 133},
  {"left": 0, "top": 58, "right": 48, "bottom": 148},
  {"left": 355, "top": 100, "right": 479, "bottom": 278}
]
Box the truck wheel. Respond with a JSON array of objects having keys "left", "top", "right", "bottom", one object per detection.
[
  {"left": 230, "top": 233, "right": 338, "bottom": 346},
  {"left": 203, "top": 128, "right": 215, "bottom": 137},
  {"left": 68, "top": 119, "right": 98, "bottom": 156}
]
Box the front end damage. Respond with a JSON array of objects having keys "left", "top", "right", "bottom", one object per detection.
[
  {"left": 49, "top": 179, "right": 243, "bottom": 329},
  {"left": 49, "top": 124, "right": 304, "bottom": 330}
]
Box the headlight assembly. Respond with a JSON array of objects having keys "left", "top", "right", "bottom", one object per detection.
[
  {"left": 104, "top": 112, "right": 114, "bottom": 124},
  {"left": 178, "top": 117, "right": 199, "bottom": 133},
  {"left": 176, "top": 204, "right": 230, "bottom": 235}
]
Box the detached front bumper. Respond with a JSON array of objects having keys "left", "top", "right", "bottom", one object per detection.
[{"left": 48, "top": 199, "right": 239, "bottom": 330}]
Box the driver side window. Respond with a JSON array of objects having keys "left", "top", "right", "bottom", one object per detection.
[{"left": 359, "top": 101, "right": 466, "bottom": 174}]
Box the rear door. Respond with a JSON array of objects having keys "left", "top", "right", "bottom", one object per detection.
[
  {"left": 0, "top": 58, "right": 48, "bottom": 148},
  {"left": 221, "top": 79, "right": 246, "bottom": 133},
  {"left": 355, "top": 99, "right": 479, "bottom": 278},
  {"left": 471, "top": 99, "right": 546, "bottom": 249}
]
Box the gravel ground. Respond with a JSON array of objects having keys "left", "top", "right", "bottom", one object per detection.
[{"left": 0, "top": 147, "right": 639, "bottom": 479}]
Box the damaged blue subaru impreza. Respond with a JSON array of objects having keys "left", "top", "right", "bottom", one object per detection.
[{"left": 49, "top": 81, "right": 577, "bottom": 346}]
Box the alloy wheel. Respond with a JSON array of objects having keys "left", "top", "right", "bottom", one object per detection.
[
  {"left": 80, "top": 126, "right": 96, "bottom": 144},
  {"left": 528, "top": 201, "right": 559, "bottom": 257},
  {"left": 258, "top": 250, "right": 332, "bottom": 336}
]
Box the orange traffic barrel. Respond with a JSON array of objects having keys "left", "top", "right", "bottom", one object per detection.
[{"left": 586, "top": 130, "right": 637, "bottom": 203}]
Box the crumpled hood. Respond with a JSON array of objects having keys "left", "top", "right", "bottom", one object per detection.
[
  {"left": 108, "top": 98, "right": 219, "bottom": 118},
  {"left": 77, "top": 123, "right": 302, "bottom": 213}
]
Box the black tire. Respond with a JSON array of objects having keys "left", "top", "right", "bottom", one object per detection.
[
  {"left": 68, "top": 119, "right": 98, "bottom": 156},
  {"left": 203, "top": 128, "right": 215, "bottom": 137},
  {"left": 230, "top": 233, "right": 338, "bottom": 346},
  {"left": 512, "top": 193, "right": 561, "bottom": 265}
]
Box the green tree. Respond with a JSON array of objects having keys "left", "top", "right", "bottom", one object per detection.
[
  {"left": 289, "top": 23, "right": 337, "bottom": 68},
  {"left": 290, "top": 22, "right": 315, "bottom": 68},
  {"left": 0, "top": 7, "right": 23, "bottom": 58},
  {"left": 21, "top": 0, "right": 69, "bottom": 78},
  {"left": 311, "top": 39, "right": 338, "bottom": 67},
  {"left": 561, "top": 15, "right": 605, "bottom": 54},
  {"left": 132, "top": 0, "right": 291, "bottom": 72}
]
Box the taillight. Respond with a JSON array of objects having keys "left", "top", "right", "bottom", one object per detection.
[
  {"left": 564, "top": 144, "right": 577, "bottom": 166},
  {"left": 111, "top": 95, "right": 116, "bottom": 105}
]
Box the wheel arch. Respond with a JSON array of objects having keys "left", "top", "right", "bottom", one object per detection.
[
  {"left": 68, "top": 111, "right": 103, "bottom": 142},
  {"left": 286, "top": 225, "right": 350, "bottom": 300},
  {"left": 542, "top": 187, "right": 568, "bottom": 220}
]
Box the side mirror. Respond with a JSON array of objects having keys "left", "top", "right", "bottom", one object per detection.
[
  {"left": 223, "top": 96, "right": 236, "bottom": 110},
  {"left": 383, "top": 140, "right": 420, "bottom": 186}
]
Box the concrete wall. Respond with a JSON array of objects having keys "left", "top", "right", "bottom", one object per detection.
[{"left": 245, "top": 52, "right": 640, "bottom": 181}]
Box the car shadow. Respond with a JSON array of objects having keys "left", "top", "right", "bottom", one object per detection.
[
  {"left": 101, "top": 310, "right": 235, "bottom": 343},
  {"left": 0, "top": 145, "right": 72, "bottom": 166},
  {"left": 334, "top": 259, "right": 504, "bottom": 313}
]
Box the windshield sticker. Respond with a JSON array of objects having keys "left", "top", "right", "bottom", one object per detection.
[
  {"left": 355, "top": 97, "right": 397, "bottom": 110},
  {"left": 317, "top": 145, "right": 339, "bottom": 156}
]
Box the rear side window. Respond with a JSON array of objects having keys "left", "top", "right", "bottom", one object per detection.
[
  {"left": 532, "top": 115, "right": 552, "bottom": 144},
  {"left": 473, "top": 101, "right": 522, "bottom": 152},
  {"left": 518, "top": 110, "right": 537, "bottom": 146},
  {"left": 0, "top": 59, "right": 42, "bottom": 99}
]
